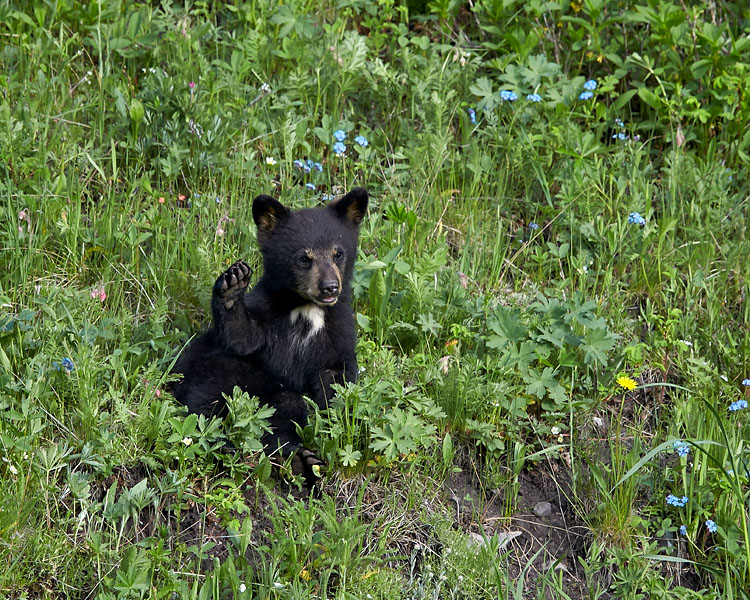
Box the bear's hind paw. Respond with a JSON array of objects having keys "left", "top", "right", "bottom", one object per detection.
[
  {"left": 215, "top": 260, "right": 252, "bottom": 309},
  {"left": 291, "top": 447, "right": 325, "bottom": 486}
]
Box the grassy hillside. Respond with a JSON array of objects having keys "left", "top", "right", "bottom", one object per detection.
[{"left": 1, "top": 1, "right": 749, "bottom": 597}]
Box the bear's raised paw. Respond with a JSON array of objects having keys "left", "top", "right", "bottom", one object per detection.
[{"left": 214, "top": 260, "right": 252, "bottom": 310}]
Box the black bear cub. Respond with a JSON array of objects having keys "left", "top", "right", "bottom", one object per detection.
[{"left": 172, "top": 188, "right": 368, "bottom": 484}]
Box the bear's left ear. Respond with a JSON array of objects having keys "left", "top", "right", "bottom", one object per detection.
[
  {"left": 328, "top": 188, "right": 368, "bottom": 227},
  {"left": 253, "top": 195, "right": 290, "bottom": 244}
]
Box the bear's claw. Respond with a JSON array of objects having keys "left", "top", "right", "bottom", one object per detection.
[{"left": 216, "top": 261, "right": 252, "bottom": 309}]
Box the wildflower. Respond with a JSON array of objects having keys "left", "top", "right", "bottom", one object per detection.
[
  {"left": 354, "top": 135, "right": 368, "bottom": 147},
  {"left": 628, "top": 212, "right": 646, "bottom": 226},
  {"left": 528, "top": 222, "right": 539, "bottom": 230},
  {"left": 293, "top": 159, "right": 311, "bottom": 173},
  {"left": 729, "top": 399, "right": 748, "bottom": 411},
  {"left": 720, "top": 374, "right": 728, "bottom": 382},
  {"left": 500, "top": 90, "right": 518, "bottom": 101},
  {"left": 467, "top": 108, "right": 476, "bottom": 123},
  {"left": 215, "top": 196, "right": 222, "bottom": 204},
  {"left": 615, "top": 118, "right": 625, "bottom": 127},
  {"left": 239, "top": 583, "right": 246, "bottom": 593},
  {"left": 666, "top": 494, "right": 688, "bottom": 507},
  {"left": 679, "top": 525, "right": 687, "bottom": 536},
  {"left": 18, "top": 209, "right": 31, "bottom": 235},
  {"left": 551, "top": 426, "right": 560, "bottom": 435},
  {"left": 61, "top": 358, "right": 75, "bottom": 372},
  {"left": 158, "top": 197, "right": 165, "bottom": 204},
  {"left": 612, "top": 132, "right": 628, "bottom": 141},
  {"left": 306, "top": 159, "right": 323, "bottom": 172},
  {"left": 583, "top": 79, "right": 597, "bottom": 91},
  {"left": 261, "top": 82, "right": 271, "bottom": 93},
  {"left": 706, "top": 519, "right": 717, "bottom": 533},
  {"left": 333, "top": 129, "right": 347, "bottom": 142},
  {"left": 742, "top": 379, "right": 750, "bottom": 386},
  {"left": 265, "top": 157, "right": 277, "bottom": 166},
  {"left": 90, "top": 286, "right": 106, "bottom": 302},
  {"left": 189, "top": 81, "right": 195, "bottom": 90},
  {"left": 679, "top": 339, "right": 693, "bottom": 347},
  {"left": 616, "top": 376, "right": 637, "bottom": 390},
  {"left": 305, "top": 183, "right": 316, "bottom": 191},
  {"left": 527, "top": 93, "right": 542, "bottom": 102},
  {"left": 673, "top": 441, "right": 690, "bottom": 457},
  {"left": 579, "top": 91, "right": 594, "bottom": 100},
  {"left": 182, "top": 437, "right": 193, "bottom": 446},
  {"left": 333, "top": 142, "right": 346, "bottom": 155}
]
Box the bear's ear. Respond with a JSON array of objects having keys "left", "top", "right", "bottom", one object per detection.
[
  {"left": 253, "top": 195, "right": 289, "bottom": 243},
  {"left": 328, "top": 187, "right": 368, "bottom": 226}
]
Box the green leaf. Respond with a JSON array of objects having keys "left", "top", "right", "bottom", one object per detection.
[
  {"left": 637, "top": 86, "right": 660, "bottom": 109},
  {"left": 368, "top": 268, "right": 386, "bottom": 315},
  {"left": 502, "top": 341, "right": 537, "bottom": 370},
  {"left": 580, "top": 327, "right": 618, "bottom": 367},
  {"left": 487, "top": 307, "right": 527, "bottom": 350}
]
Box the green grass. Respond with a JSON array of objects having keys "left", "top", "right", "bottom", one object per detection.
[{"left": 1, "top": 1, "right": 750, "bottom": 598}]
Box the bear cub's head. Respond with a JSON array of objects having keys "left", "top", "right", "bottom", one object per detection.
[{"left": 252, "top": 188, "right": 368, "bottom": 307}]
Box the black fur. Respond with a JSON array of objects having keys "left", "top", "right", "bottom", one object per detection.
[{"left": 171, "top": 188, "right": 368, "bottom": 484}]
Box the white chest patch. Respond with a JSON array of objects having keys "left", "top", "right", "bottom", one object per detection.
[{"left": 289, "top": 303, "right": 326, "bottom": 341}]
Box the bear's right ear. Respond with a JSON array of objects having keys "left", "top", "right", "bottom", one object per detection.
[{"left": 253, "top": 195, "right": 289, "bottom": 243}]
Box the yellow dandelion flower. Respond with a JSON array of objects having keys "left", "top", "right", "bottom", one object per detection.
[{"left": 616, "top": 376, "right": 637, "bottom": 391}]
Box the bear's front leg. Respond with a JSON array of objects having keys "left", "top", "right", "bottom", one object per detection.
[{"left": 211, "top": 260, "right": 264, "bottom": 355}]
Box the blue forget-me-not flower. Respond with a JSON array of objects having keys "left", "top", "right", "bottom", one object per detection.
[
  {"left": 666, "top": 494, "right": 688, "bottom": 507},
  {"left": 628, "top": 212, "right": 646, "bottom": 226},
  {"left": 673, "top": 441, "right": 690, "bottom": 457}
]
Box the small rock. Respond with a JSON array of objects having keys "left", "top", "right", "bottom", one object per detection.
[
  {"left": 533, "top": 501, "right": 553, "bottom": 518},
  {"left": 468, "top": 530, "right": 522, "bottom": 551},
  {"left": 496, "top": 530, "right": 522, "bottom": 548}
]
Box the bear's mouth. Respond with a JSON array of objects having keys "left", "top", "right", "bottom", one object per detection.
[{"left": 318, "top": 295, "right": 338, "bottom": 305}]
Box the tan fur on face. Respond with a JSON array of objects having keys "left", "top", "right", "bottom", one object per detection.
[{"left": 297, "top": 247, "right": 343, "bottom": 305}]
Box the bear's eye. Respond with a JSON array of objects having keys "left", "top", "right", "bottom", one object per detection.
[
  {"left": 298, "top": 254, "right": 312, "bottom": 266},
  {"left": 333, "top": 248, "right": 344, "bottom": 261}
]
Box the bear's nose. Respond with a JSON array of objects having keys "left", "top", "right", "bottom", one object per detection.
[{"left": 320, "top": 280, "right": 339, "bottom": 296}]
